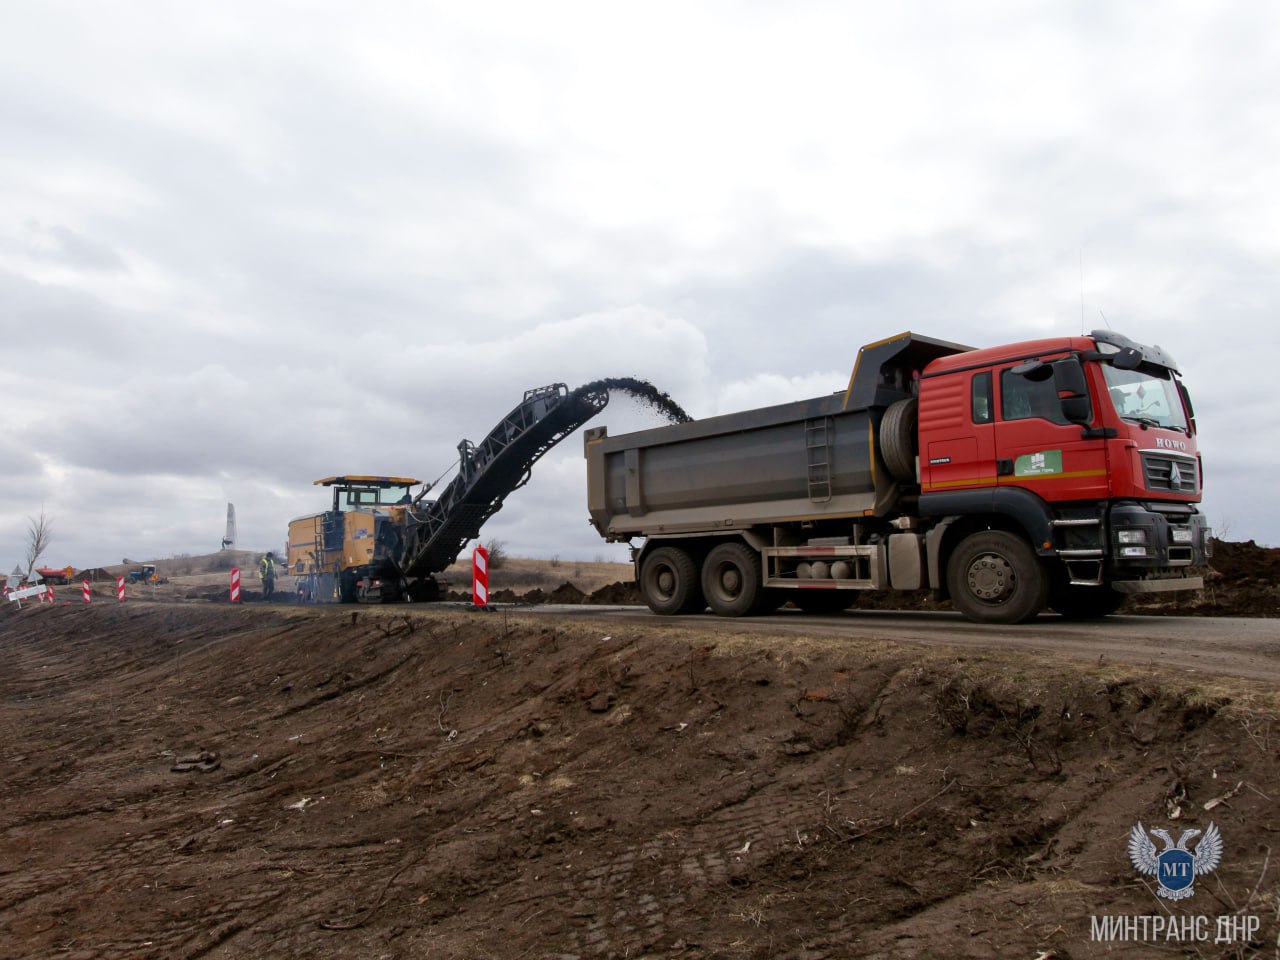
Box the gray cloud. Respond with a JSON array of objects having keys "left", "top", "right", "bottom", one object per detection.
[{"left": 2, "top": 1, "right": 1277, "bottom": 570}]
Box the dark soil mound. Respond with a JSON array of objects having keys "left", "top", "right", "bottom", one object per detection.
[
  {"left": 547, "top": 581, "right": 587, "bottom": 604},
  {"left": 1128, "top": 538, "right": 1280, "bottom": 617},
  {"left": 588, "top": 580, "right": 642, "bottom": 604},
  {"left": 76, "top": 567, "right": 116, "bottom": 582}
]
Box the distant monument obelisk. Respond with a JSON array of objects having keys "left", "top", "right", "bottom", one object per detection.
[{"left": 221, "top": 503, "right": 237, "bottom": 550}]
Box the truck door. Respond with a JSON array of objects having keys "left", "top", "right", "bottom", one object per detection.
[
  {"left": 922, "top": 369, "right": 996, "bottom": 491},
  {"left": 993, "top": 363, "right": 1109, "bottom": 502}
]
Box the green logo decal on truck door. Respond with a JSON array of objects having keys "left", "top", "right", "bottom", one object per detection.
[{"left": 1014, "top": 450, "right": 1063, "bottom": 477}]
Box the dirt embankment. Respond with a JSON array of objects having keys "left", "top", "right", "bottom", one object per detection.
[{"left": 3, "top": 602, "right": 1279, "bottom": 958}]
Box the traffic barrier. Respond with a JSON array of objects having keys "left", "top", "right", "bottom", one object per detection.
[
  {"left": 116, "top": 577, "right": 125, "bottom": 601},
  {"left": 7, "top": 582, "right": 47, "bottom": 607},
  {"left": 41, "top": 584, "right": 54, "bottom": 603},
  {"left": 472, "top": 545, "right": 489, "bottom": 606},
  {"left": 230, "top": 567, "right": 241, "bottom": 603},
  {"left": 83, "top": 580, "right": 91, "bottom": 603}
]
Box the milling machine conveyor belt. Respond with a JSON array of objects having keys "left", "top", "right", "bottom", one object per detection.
[{"left": 400, "top": 383, "right": 610, "bottom": 578}]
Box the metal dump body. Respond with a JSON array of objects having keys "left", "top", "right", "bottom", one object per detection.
[
  {"left": 586, "top": 333, "right": 971, "bottom": 542},
  {"left": 587, "top": 394, "right": 889, "bottom": 539}
]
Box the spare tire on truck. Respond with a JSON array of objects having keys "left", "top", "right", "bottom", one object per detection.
[{"left": 880, "top": 397, "right": 919, "bottom": 484}]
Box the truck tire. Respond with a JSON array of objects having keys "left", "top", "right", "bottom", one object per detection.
[
  {"left": 880, "top": 397, "right": 918, "bottom": 484},
  {"left": 701, "top": 542, "right": 764, "bottom": 617},
  {"left": 1050, "top": 585, "right": 1126, "bottom": 620},
  {"left": 640, "top": 546, "right": 704, "bottom": 615},
  {"left": 946, "top": 531, "right": 1048, "bottom": 624},
  {"left": 791, "top": 591, "right": 855, "bottom": 614}
]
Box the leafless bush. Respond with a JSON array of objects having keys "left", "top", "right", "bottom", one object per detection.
[
  {"left": 484, "top": 539, "right": 508, "bottom": 569},
  {"left": 24, "top": 508, "right": 53, "bottom": 579}
]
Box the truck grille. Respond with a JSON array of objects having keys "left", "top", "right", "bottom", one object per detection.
[{"left": 1141, "top": 453, "right": 1199, "bottom": 495}]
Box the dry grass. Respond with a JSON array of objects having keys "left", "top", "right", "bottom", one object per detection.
[
  {"left": 440, "top": 555, "right": 632, "bottom": 594},
  {"left": 85, "top": 551, "right": 633, "bottom": 596}
]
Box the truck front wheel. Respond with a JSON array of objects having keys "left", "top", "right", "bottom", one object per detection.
[
  {"left": 702, "top": 542, "right": 764, "bottom": 617},
  {"left": 640, "top": 546, "right": 704, "bottom": 615},
  {"left": 947, "top": 531, "right": 1048, "bottom": 624}
]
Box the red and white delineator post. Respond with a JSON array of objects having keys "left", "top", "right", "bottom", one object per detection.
[
  {"left": 230, "top": 567, "right": 241, "bottom": 603},
  {"left": 83, "top": 580, "right": 91, "bottom": 603},
  {"left": 116, "top": 577, "right": 126, "bottom": 601},
  {"left": 40, "top": 583, "right": 53, "bottom": 603},
  {"left": 472, "top": 545, "right": 489, "bottom": 607}
]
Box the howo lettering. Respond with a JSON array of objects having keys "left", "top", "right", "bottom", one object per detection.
[{"left": 585, "top": 330, "right": 1209, "bottom": 624}]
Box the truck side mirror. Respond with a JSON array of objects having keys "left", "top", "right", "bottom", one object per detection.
[
  {"left": 1010, "top": 360, "right": 1052, "bottom": 381},
  {"left": 1051, "top": 358, "right": 1092, "bottom": 424},
  {"left": 1051, "top": 357, "right": 1088, "bottom": 395},
  {"left": 1061, "top": 396, "right": 1092, "bottom": 423},
  {"left": 1176, "top": 380, "right": 1197, "bottom": 434}
]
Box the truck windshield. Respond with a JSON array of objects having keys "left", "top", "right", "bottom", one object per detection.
[{"left": 1102, "top": 365, "right": 1189, "bottom": 433}]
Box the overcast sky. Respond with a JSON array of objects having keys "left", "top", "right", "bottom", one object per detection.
[{"left": 2, "top": 1, "right": 1278, "bottom": 575}]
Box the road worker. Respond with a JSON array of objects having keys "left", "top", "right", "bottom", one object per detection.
[{"left": 260, "top": 552, "right": 276, "bottom": 601}]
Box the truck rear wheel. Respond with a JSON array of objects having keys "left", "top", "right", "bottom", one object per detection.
[
  {"left": 946, "top": 531, "right": 1048, "bottom": 624},
  {"left": 640, "top": 546, "right": 704, "bottom": 615},
  {"left": 702, "top": 542, "right": 764, "bottom": 617},
  {"left": 880, "top": 397, "right": 919, "bottom": 483}
]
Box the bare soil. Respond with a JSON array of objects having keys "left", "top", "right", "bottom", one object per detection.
[{"left": 3, "top": 597, "right": 1280, "bottom": 959}]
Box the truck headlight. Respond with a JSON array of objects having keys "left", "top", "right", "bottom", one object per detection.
[
  {"left": 1120, "top": 545, "right": 1150, "bottom": 557},
  {"left": 1116, "top": 529, "right": 1148, "bottom": 544},
  {"left": 1171, "top": 528, "right": 1192, "bottom": 543}
]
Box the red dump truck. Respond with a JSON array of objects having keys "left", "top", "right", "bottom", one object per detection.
[{"left": 585, "top": 330, "right": 1209, "bottom": 624}]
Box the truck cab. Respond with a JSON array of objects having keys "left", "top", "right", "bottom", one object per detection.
[{"left": 918, "top": 330, "right": 1208, "bottom": 618}]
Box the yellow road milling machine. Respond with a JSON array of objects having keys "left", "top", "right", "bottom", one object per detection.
[{"left": 288, "top": 380, "right": 684, "bottom": 602}]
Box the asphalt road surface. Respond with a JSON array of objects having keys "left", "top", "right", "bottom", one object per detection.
[{"left": 511, "top": 606, "right": 1280, "bottom": 684}]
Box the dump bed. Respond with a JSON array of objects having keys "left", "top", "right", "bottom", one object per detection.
[{"left": 586, "top": 333, "right": 971, "bottom": 541}]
